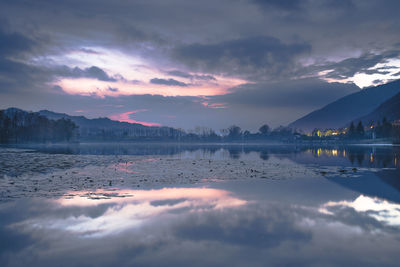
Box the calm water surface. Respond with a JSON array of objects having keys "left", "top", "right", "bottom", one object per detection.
[{"left": 1, "top": 143, "right": 399, "bottom": 266}]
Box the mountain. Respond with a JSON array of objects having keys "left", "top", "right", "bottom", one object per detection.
[
  {"left": 325, "top": 173, "right": 400, "bottom": 204},
  {"left": 289, "top": 80, "right": 400, "bottom": 132},
  {"left": 38, "top": 110, "right": 146, "bottom": 129},
  {"left": 356, "top": 92, "right": 400, "bottom": 125}
]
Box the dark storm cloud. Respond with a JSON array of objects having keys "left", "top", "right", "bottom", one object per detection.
[
  {"left": 166, "top": 70, "right": 216, "bottom": 81},
  {"left": 0, "top": 59, "right": 45, "bottom": 93},
  {"left": 253, "top": 0, "right": 356, "bottom": 13},
  {"left": 1, "top": 0, "right": 400, "bottom": 66},
  {"left": 54, "top": 66, "right": 118, "bottom": 82},
  {"left": 0, "top": 27, "right": 35, "bottom": 57},
  {"left": 83, "top": 66, "right": 116, "bottom": 82},
  {"left": 252, "top": 0, "right": 302, "bottom": 10},
  {"left": 210, "top": 78, "right": 359, "bottom": 109},
  {"left": 166, "top": 70, "right": 193, "bottom": 79},
  {"left": 173, "top": 36, "right": 311, "bottom": 80},
  {"left": 0, "top": 27, "right": 50, "bottom": 93},
  {"left": 150, "top": 78, "right": 188, "bottom": 87}
]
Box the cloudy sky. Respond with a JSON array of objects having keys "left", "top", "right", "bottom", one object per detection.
[{"left": 0, "top": 0, "right": 399, "bottom": 131}]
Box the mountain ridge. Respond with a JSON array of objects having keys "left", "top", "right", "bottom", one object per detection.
[
  {"left": 356, "top": 91, "right": 400, "bottom": 125},
  {"left": 289, "top": 79, "right": 400, "bottom": 132},
  {"left": 38, "top": 110, "right": 148, "bottom": 129}
]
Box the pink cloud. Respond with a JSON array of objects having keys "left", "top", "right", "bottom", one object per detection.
[
  {"left": 109, "top": 110, "right": 161, "bottom": 127},
  {"left": 56, "top": 73, "right": 247, "bottom": 98}
]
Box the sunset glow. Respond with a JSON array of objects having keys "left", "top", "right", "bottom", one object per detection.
[
  {"left": 52, "top": 47, "right": 248, "bottom": 99},
  {"left": 109, "top": 110, "right": 161, "bottom": 126}
]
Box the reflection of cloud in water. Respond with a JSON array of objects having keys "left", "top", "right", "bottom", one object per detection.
[
  {"left": 26, "top": 188, "right": 247, "bottom": 237},
  {"left": 320, "top": 195, "right": 400, "bottom": 227},
  {"left": 5, "top": 194, "right": 400, "bottom": 266}
]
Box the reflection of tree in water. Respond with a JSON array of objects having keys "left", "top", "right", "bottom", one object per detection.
[
  {"left": 13, "top": 144, "right": 400, "bottom": 169},
  {"left": 228, "top": 148, "right": 241, "bottom": 159},
  {"left": 356, "top": 153, "right": 365, "bottom": 166},
  {"left": 374, "top": 153, "right": 394, "bottom": 168},
  {"left": 259, "top": 150, "right": 269, "bottom": 161},
  {"left": 225, "top": 145, "right": 304, "bottom": 160},
  {"left": 345, "top": 146, "right": 399, "bottom": 169},
  {"left": 347, "top": 150, "right": 365, "bottom": 166}
]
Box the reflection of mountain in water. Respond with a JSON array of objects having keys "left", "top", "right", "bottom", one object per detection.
[
  {"left": 269, "top": 145, "right": 400, "bottom": 204},
  {"left": 376, "top": 168, "right": 400, "bottom": 192},
  {"left": 296, "top": 146, "right": 400, "bottom": 203},
  {"left": 325, "top": 169, "right": 400, "bottom": 204}
]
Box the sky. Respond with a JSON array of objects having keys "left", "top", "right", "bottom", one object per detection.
[{"left": 0, "top": 0, "right": 400, "bottom": 131}]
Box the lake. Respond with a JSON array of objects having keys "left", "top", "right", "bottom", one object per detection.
[{"left": 0, "top": 143, "right": 399, "bottom": 266}]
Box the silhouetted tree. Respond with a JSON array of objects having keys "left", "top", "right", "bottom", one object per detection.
[
  {"left": 348, "top": 122, "right": 355, "bottom": 139},
  {"left": 259, "top": 124, "right": 270, "bottom": 136},
  {"left": 381, "top": 117, "right": 393, "bottom": 138},
  {"left": 227, "top": 125, "right": 242, "bottom": 139},
  {"left": 0, "top": 109, "right": 78, "bottom": 143},
  {"left": 356, "top": 121, "right": 365, "bottom": 138}
]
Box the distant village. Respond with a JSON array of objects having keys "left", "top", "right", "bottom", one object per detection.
[{"left": 304, "top": 118, "right": 400, "bottom": 143}]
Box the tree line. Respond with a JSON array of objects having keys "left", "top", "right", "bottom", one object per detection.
[
  {"left": 0, "top": 109, "right": 78, "bottom": 143},
  {"left": 183, "top": 124, "right": 296, "bottom": 142},
  {"left": 347, "top": 118, "right": 399, "bottom": 140}
]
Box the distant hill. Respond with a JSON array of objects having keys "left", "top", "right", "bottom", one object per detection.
[
  {"left": 1, "top": 108, "right": 185, "bottom": 142},
  {"left": 38, "top": 110, "right": 146, "bottom": 129},
  {"left": 289, "top": 80, "right": 400, "bottom": 132},
  {"left": 37, "top": 110, "right": 183, "bottom": 141},
  {"left": 37, "top": 110, "right": 184, "bottom": 140},
  {"left": 356, "top": 92, "right": 400, "bottom": 125},
  {"left": 0, "top": 108, "right": 78, "bottom": 143}
]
